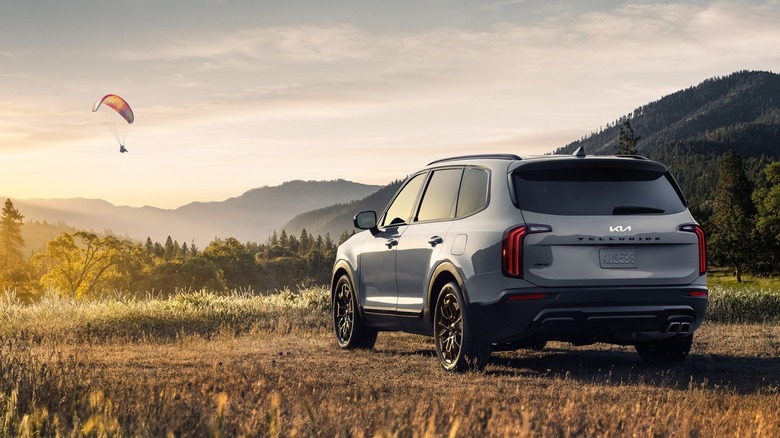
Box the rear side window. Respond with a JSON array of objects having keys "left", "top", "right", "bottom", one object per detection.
[
  {"left": 456, "top": 167, "right": 489, "bottom": 217},
  {"left": 513, "top": 168, "right": 686, "bottom": 215}
]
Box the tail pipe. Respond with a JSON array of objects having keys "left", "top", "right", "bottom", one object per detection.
[{"left": 665, "top": 321, "right": 692, "bottom": 334}]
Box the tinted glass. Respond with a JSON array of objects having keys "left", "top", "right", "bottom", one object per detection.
[
  {"left": 381, "top": 173, "right": 426, "bottom": 226},
  {"left": 513, "top": 168, "right": 685, "bottom": 215},
  {"left": 456, "top": 168, "right": 489, "bottom": 217},
  {"left": 416, "top": 169, "right": 462, "bottom": 222}
]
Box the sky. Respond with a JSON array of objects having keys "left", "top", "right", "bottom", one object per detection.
[{"left": 2, "top": 0, "right": 780, "bottom": 209}]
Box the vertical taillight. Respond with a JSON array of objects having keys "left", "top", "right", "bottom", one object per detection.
[
  {"left": 502, "top": 224, "right": 551, "bottom": 278},
  {"left": 680, "top": 224, "right": 707, "bottom": 275},
  {"left": 502, "top": 226, "right": 527, "bottom": 278}
]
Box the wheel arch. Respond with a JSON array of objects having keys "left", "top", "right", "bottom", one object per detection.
[
  {"left": 332, "top": 259, "right": 365, "bottom": 319},
  {"left": 331, "top": 260, "right": 355, "bottom": 296},
  {"left": 426, "top": 262, "right": 466, "bottom": 328}
]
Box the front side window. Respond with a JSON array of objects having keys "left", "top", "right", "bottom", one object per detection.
[
  {"left": 416, "top": 169, "right": 463, "bottom": 222},
  {"left": 381, "top": 173, "right": 426, "bottom": 227}
]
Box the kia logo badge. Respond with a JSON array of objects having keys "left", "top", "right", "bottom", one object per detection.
[{"left": 609, "top": 226, "right": 632, "bottom": 232}]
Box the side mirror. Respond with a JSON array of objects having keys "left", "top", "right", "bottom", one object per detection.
[{"left": 353, "top": 211, "right": 378, "bottom": 230}]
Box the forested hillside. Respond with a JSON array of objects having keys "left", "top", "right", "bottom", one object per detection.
[
  {"left": 556, "top": 70, "right": 780, "bottom": 157},
  {"left": 554, "top": 70, "right": 780, "bottom": 218},
  {"left": 283, "top": 180, "right": 403, "bottom": 237}
]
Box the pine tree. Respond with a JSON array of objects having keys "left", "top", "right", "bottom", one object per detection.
[
  {"left": 615, "top": 120, "right": 640, "bottom": 155},
  {"left": 0, "top": 199, "right": 25, "bottom": 269},
  {"left": 298, "top": 229, "right": 311, "bottom": 255},
  {"left": 164, "top": 235, "right": 176, "bottom": 260},
  {"left": 189, "top": 240, "right": 199, "bottom": 256},
  {"left": 710, "top": 150, "right": 756, "bottom": 281}
]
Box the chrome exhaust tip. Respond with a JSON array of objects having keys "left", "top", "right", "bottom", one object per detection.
[{"left": 666, "top": 322, "right": 681, "bottom": 334}]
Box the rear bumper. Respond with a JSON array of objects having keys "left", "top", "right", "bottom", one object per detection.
[{"left": 468, "top": 285, "right": 708, "bottom": 345}]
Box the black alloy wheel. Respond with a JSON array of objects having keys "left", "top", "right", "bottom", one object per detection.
[
  {"left": 434, "top": 281, "right": 490, "bottom": 372},
  {"left": 333, "top": 274, "right": 377, "bottom": 349}
]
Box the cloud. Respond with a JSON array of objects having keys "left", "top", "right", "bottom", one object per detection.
[
  {"left": 106, "top": 1, "right": 780, "bottom": 103},
  {"left": 115, "top": 25, "right": 374, "bottom": 64}
]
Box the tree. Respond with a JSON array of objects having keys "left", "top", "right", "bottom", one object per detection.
[
  {"left": 203, "top": 237, "right": 264, "bottom": 291},
  {"left": 752, "top": 162, "right": 780, "bottom": 272},
  {"left": 0, "top": 199, "right": 25, "bottom": 269},
  {"left": 615, "top": 120, "right": 640, "bottom": 155},
  {"left": 35, "top": 231, "right": 130, "bottom": 298},
  {"left": 163, "top": 235, "right": 179, "bottom": 260},
  {"left": 0, "top": 198, "right": 30, "bottom": 291},
  {"left": 710, "top": 151, "right": 756, "bottom": 281},
  {"left": 143, "top": 257, "right": 226, "bottom": 294},
  {"left": 298, "top": 229, "right": 312, "bottom": 255}
]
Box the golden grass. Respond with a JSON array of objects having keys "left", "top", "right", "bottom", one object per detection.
[
  {"left": 1, "top": 288, "right": 779, "bottom": 437},
  {"left": 707, "top": 268, "right": 780, "bottom": 291}
]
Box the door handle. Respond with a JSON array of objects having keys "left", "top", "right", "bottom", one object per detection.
[
  {"left": 385, "top": 239, "right": 398, "bottom": 248},
  {"left": 427, "top": 236, "right": 443, "bottom": 246}
]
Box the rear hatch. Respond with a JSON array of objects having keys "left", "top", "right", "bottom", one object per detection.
[{"left": 508, "top": 158, "right": 705, "bottom": 288}]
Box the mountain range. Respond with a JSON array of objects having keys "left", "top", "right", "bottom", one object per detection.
[
  {"left": 11, "top": 70, "right": 780, "bottom": 247},
  {"left": 9, "top": 179, "right": 380, "bottom": 248}
]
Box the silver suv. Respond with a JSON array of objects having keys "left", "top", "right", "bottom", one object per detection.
[{"left": 331, "top": 151, "right": 708, "bottom": 371}]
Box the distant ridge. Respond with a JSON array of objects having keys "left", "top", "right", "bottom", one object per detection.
[{"left": 8, "top": 179, "right": 381, "bottom": 245}]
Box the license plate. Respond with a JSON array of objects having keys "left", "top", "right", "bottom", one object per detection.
[{"left": 599, "top": 248, "right": 637, "bottom": 269}]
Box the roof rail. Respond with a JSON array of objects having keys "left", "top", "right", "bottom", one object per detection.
[{"left": 427, "top": 154, "right": 521, "bottom": 165}]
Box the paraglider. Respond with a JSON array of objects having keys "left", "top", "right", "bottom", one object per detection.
[{"left": 92, "top": 94, "right": 134, "bottom": 153}]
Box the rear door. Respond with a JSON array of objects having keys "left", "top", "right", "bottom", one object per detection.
[{"left": 512, "top": 161, "right": 702, "bottom": 287}]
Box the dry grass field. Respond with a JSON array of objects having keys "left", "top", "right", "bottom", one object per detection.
[{"left": 2, "top": 288, "right": 779, "bottom": 437}]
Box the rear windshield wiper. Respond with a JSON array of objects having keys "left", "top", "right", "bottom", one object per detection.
[{"left": 612, "top": 206, "right": 666, "bottom": 215}]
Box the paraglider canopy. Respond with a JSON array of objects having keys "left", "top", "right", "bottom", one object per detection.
[
  {"left": 92, "top": 94, "right": 134, "bottom": 151},
  {"left": 92, "top": 94, "right": 134, "bottom": 123}
]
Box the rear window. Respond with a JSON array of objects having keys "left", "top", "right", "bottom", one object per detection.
[{"left": 513, "top": 167, "right": 686, "bottom": 215}]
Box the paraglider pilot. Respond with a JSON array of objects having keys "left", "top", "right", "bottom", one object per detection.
[{"left": 120, "top": 144, "right": 128, "bottom": 153}]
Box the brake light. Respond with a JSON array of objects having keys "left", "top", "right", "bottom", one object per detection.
[
  {"left": 680, "top": 224, "right": 707, "bottom": 275},
  {"left": 502, "top": 224, "right": 551, "bottom": 278},
  {"left": 686, "top": 290, "right": 708, "bottom": 298}
]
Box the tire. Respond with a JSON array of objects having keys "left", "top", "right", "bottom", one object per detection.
[
  {"left": 332, "top": 274, "right": 377, "bottom": 349},
  {"left": 635, "top": 335, "right": 693, "bottom": 364},
  {"left": 433, "top": 281, "right": 491, "bottom": 372}
]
